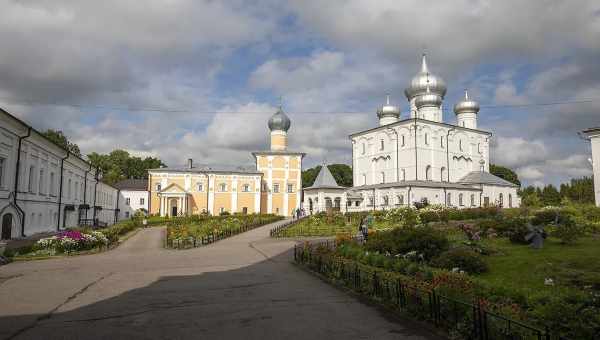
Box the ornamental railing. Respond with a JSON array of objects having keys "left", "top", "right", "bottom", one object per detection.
[
  {"left": 294, "top": 240, "right": 580, "bottom": 340},
  {"left": 269, "top": 216, "right": 307, "bottom": 237}
]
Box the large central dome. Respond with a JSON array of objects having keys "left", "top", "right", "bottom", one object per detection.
[{"left": 404, "top": 54, "right": 447, "bottom": 100}]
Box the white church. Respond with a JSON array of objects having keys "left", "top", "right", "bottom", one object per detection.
[{"left": 304, "top": 55, "right": 520, "bottom": 213}]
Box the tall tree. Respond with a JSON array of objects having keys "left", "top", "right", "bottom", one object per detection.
[
  {"left": 42, "top": 129, "right": 81, "bottom": 157},
  {"left": 540, "top": 184, "right": 561, "bottom": 206},
  {"left": 88, "top": 149, "right": 165, "bottom": 185},
  {"left": 302, "top": 164, "right": 353, "bottom": 188},
  {"left": 490, "top": 164, "right": 521, "bottom": 186}
]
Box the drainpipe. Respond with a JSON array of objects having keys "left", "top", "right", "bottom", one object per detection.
[
  {"left": 57, "top": 151, "right": 70, "bottom": 230},
  {"left": 414, "top": 118, "right": 418, "bottom": 180},
  {"left": 14, "top": 127, "right": 31, "bottom": 237},
  {"left": 446, "top": 128, "right": 455, "bottom": 182},
  {"left": 92, "top": 168, "right": 99, "bottom": 224},
  {"left": 114, "top": 189, "right": 120, "bottom": 223},
  {"left": 82, "top": 164, "right": 91, "bottom": 224}
]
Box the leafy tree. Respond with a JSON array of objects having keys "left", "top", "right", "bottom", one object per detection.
[
  {"left": 42, "top": 129, "right": 81, "bottom": 156},
  {"left": 519, "top": 186, "right": 542, "bottom": 207},
  {"left": 490, "top": 163, "right": 521, "bottom": 186},
  {"left": 88, "top": 149, "right": 165, "bottom": 185},
  {"left": 540, "top": 184, "right": 561, "bottom": 206},
  {"left": 302, "top": 163, "right": 353, "bottom": 188},
  {"left": 560, "top": 177, "right": 594, "bottom": 204}
]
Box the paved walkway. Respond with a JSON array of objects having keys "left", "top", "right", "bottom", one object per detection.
[{"left": 0, "top": 220, "right": 439, "bottom": 340}]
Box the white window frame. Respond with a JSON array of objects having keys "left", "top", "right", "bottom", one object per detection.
[
  {"left": 273, "top": 183, "right": 280, "bottom": 193},
  {"left": 287, "top": 184, "right": 293, "bottom": 193},
  {"left": 125, "top": 198, "right": 130, "bottom": 206},
  {"left": 28, "top": 166, "right": 35, "bottom": 192},
  {"left": 243, "top": 184, "right": 250, "bottom": 192},
  {"left": 219, "top": 183, "right": 227, "bottom": 192},
  {"left": 140, "top": 198, "right": 145, "bottom": 205}
]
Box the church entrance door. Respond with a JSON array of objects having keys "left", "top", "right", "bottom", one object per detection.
[
  {"left": 171, "top": 206, "right": 178, "bottom": 217},
  {"left": 2, "top": 214, "right": 12, "bottom": 240}
]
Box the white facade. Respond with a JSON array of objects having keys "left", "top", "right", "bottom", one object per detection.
[
  {"left": 1, "top": 109, "right": 118, "bottom": 240},
  {"left": 118, "top": 190, "right": 148, "bottom": 219},
  {"left": 582, "top": 128, "right": 600, "bottom": 206}
]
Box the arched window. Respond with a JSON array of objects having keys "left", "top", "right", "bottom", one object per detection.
[
  {"left": 459, "top": 139, "right": 463, "bottom": 151},
  {"left": 398, "top": 195, "right": 404, "bottom": 205},
  {"left": 447, "top": 193, "right": 452, "bottom": 206},
  {"left": 424, "top": 133, "right": 429, "bottom": 145},
  {"left": 470, "top": 194, "right": 475, "bottom": 206},
  {"left": 425, "top": 165, "right": 432, "bottom": 181},
  {"left": 401, "top": 169, "right": 406, "bottom": 181},
  {"left": 499, "top": 193, "right": 504, "bottom": 208},
  {"left": 197, "top": 183, "right": 204, "bottom": 191},
  {"left": 509, "top": 194, "right": 513, "bottom": 208},
  {"left": 156, "top": 183, "right": 161, "bottom": 191},
  {"left": 380, "top": 172, "right": 385, "bottom": 184},
  {"left": 383, "top": 195, "right": 389, "bottom": 206},
  {"left": 441, "top": 137, "right": 444, "bottom": 148},
  {"left": 401, "top": 135, "right": 405, "bottom": 146},
  {"left": 477, "top": 143, "right": 481, "bottom": 154},
  {"left": 362, "top": 174, "right": 367, "bottom": 185},
  {"left": 380, "top": 139, "right": 384, "bottom": 151},
  {"left": 459, "top": 193, "right": 464, "bottom": 206},
  {"left": 361, "top": 143, "right": 366, "bottom": 155},
  {"left": 440, "top": 167, "right": 447, "bottom": 182}
]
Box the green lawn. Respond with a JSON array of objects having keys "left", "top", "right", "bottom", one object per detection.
[{"left": 477, "top": 236, "right": 600, "bottom": 294}]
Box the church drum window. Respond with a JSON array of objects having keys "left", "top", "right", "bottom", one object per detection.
[{"left": 380, "top": 139, "right": 384, "bottom": 151}]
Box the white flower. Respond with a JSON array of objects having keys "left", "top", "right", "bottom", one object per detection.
[
  {"left": 544, "top": 278, "right": 555, "bottom": 286},
  {"left": 452, "top": 267, "right": 460, "bottom": 273}
]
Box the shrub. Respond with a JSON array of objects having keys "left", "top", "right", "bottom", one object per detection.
[
  {"left": 504, "top": 217, "right": 530, "bottom": 244},
  {"left": 365, "top": 226, "right": 449, "bottom": 260},
  {"left": 432, "top": 248, "right": 488, "bottom": 274},
  {"left": 552, "top": 216, "right": 584, "bottom": 244}
]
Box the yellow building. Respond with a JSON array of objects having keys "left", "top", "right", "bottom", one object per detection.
[{"left": 147, "top": 106, "right": 304, "bottom": 217}]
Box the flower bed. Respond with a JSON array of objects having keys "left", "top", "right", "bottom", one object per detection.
[
  {"left": 296, "top": 240, "right": 596, "bottom": 339},
  {"left": 166, "top": 214, "right": 283, "bottom": 249},
  {"left": 34, "top": 230, "right": 109, "bottom": 255}
]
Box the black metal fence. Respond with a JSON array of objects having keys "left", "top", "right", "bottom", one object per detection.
[
  {"left": 294, "top": 241, "right": 575, "bottom": 340},
  {"left": 166, "top": 220, "right": 283, "bottom": 249},
  {"left": 269, "top": 216, "right": 307, "bottom": 237}
]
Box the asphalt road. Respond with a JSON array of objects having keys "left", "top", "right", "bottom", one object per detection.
[{"left": 0, "top": 221, "right": 440, "bottom": 340}]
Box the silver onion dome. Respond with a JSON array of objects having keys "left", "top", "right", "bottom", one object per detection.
[
  {"left": 414, "top": 85, "right": 442, "bottom": 109},
  {"left": 404, "top": 54, "right": 447, "bottom": 100},
  {"left": 453, "top": 89, "right": 480, "bottom": 115},
  {"left": 268, "top": 106, "right": 291, "bottom": 132},
  {"left": 376, "top": 94, "right": 400, "bottom": 119}
]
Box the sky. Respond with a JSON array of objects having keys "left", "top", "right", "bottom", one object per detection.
[{"left": 0, "top": 0, "right": 599, "bottom": 187}]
